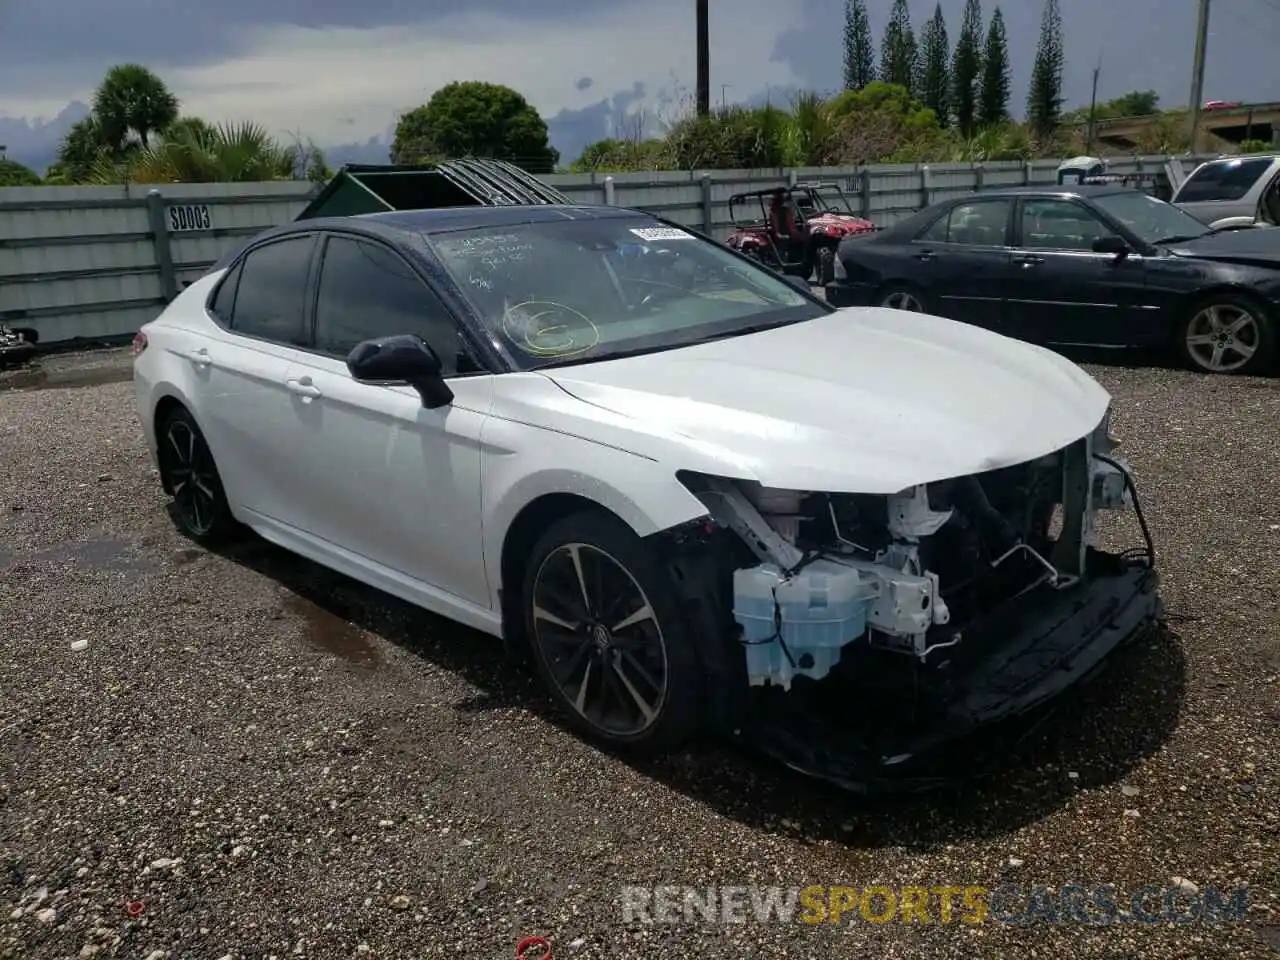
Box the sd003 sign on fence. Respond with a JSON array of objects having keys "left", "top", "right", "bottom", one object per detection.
[{"left": 167, "top": 204, "right": 212, "bottom": 232}]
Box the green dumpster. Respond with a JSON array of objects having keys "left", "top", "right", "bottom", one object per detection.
[{"left": 296, "top": 158, "right": 570, "bottom": 220}]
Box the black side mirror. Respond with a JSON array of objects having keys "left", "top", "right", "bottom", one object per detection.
[
  {"left": 1092, "top": 235, "right": 1130, "bottom": 257},
  {"left": 783, "top": 274, "right": 812, "bottom": 293},
  {"left": 346, "top": 334, "right": 453, "bottom": 409}
]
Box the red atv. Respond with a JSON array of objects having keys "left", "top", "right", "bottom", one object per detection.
[{"left": 725, "top": 182, "right": 876, "bottom": 284}]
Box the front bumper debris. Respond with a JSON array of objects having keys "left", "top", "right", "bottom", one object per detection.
[{"left": 743, "top": 557, "right": 1162, "bottom": 793}]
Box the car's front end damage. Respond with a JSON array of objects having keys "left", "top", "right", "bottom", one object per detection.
[{"left": 651, "top": 409, "right": 1161, "bottom": 792}]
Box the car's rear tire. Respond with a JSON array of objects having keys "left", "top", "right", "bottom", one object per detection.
[
  {"left": 877, "top": 283, "right": 931, "bottom": 313},
  {"left": 156, "top": 406, "right": 237, "bottom": 544},
  {"left": 816, "top": 246, "right": 836, "bottom": 285},
  {"left": 521, "top": 510, "right": 703, "bottom": 753},
  {"left": 1175, "top": 291, "right": 1275, "bottom": 375}
]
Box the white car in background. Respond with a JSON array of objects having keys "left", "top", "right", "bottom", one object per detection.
[
  {"left": 1172, "top": 154, "right": 1280, "bottom": 230},
  {"left": 132, "top": 204, "right": 1161, "bottom": 791}
]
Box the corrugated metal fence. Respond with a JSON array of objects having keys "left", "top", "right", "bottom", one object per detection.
[
  {"left": 0, "top": 181, "right": 315, "bottom": 343},
  {"left": 0, "top": 155, "right": 1211, "bottom": 344},
  {"left": 543, "top": 155, "right": 1209, "bottom": 241}
]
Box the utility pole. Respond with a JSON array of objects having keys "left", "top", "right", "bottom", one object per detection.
[
  {"left": 1187, "top": 0, "right": 1211, "bottom": 152},
  {"left": 1086, "top": 54, "right": 1102, "bottom": 153},
  {"left": 696, "top": 0, "right": 710, "bottom": 117},
  {"left": 721, "top": 84, "right": 731, "bottom": 111}
]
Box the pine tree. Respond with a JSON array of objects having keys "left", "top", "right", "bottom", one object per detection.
[
  {"left": 950, "top": 0, "right": 983, "bottom": 136},
  {"left": 843, "top": 0, "right": 876, "bottom": 90},
  {"left": 879, "top": 0, "right": 918, "bottom": 96},
  {"left": 1026, "top": 0, "right": 1064, "bottom": 139},
  {"left": 978, "top": 8, "right": 1011, "bottom": 126},
  {"left": 917, "top": 4, "right": 950, "bottom": 121}
]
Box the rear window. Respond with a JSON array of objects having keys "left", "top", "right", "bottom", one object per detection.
[{"left": 1176, "top": 158, "right": 1274, "bottom": 202}]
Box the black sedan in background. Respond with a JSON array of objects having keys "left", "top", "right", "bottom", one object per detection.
[{"left": 825, "top": 185, "right": 1280, "bottom": 374}]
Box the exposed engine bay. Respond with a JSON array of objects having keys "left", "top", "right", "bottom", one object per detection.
[{"left": 678, "top": 413, "right": 1151, "bottom": 695}]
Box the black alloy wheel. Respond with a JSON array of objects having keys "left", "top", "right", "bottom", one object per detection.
[
  {"left": 157, "top": 407, "right": 235, "bottom": 543},
  {"left": 522, "top": 511, "right": 701, "bottom": 751}
]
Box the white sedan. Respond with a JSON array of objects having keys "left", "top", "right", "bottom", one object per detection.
[{"left": 133, "top": 204, "right": 1161, "bottom": 790}]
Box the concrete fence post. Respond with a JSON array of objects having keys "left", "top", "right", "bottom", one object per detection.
[
  {"left": 146, "top": 189, "right": 178, "bottom": 302},
  {"left": 973, "top": 163, "right": 985, "bottom": 193},
  {"left": 858, "top": 167, "right": 871, "bottom": 218},
  {"left": 603, "top": 176, "right": 616, "bottom": 205},
  {"left": 920, "top": 165, "right": 932, "bottom": 208},
  {"left": 700, "top": 174, "right": 713, "bottom": 232}
]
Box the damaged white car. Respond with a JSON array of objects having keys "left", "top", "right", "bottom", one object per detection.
[{"left": 133, "top": 205, "right": 1161, "bottom": 790}]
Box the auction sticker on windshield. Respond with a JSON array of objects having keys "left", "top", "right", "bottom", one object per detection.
[{"left": 630, "top": 227, "right": 693, "bottom": 241}]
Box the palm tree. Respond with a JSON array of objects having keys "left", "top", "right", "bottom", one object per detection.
[
  {"left": 49, "top": 116, "right": 114, "bottom": 183},
  {"left": 92, "top": 64, "right": 180, "bottom": 152}
]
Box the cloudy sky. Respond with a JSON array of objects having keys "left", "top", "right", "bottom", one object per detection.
[{"left": 1, "top": 0, "right": 1277, "bottom": 168}]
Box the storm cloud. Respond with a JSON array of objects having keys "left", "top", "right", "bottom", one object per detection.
[{"left": 1, "top": 0, "right": 1276, "bottom": 171}]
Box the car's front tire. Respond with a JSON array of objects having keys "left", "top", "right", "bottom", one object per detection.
[
  {"left": 1175, "top": 292, "right": 1275, "bottom": 375},
  {"left": 156, "top": 405, "right": 237, "bottom": 544},
  {"left": 877, "top": 283, "right": 931, "bottom": 313},
  {"left": 816, "top": 246, "right": 836, "bottom": 285},
  {"left": 521, "top": 510, "right": 703, "bottom": 752}
]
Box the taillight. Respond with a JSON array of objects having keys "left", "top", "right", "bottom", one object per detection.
[{"left": 131, "top": 331, "right": 148, "bottom": 356}]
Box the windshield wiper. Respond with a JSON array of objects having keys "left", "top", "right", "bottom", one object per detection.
[
  {"left": 524, "top": 342, "right": 674, "bottom": 371},
  {"left": 524, "top": 317, "right": 807, "bottom": 371},
  {"left": 684, "top": 316, "right": 806, "bottom": 346}
]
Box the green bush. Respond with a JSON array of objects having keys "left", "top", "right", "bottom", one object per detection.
[{"left": 0, "top": 159, "right": 41, "bottom": 187}]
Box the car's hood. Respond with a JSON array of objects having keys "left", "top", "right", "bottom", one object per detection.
[
  {"left": 1167, "top": 228, "right": 1280, "bottom": 267},
  {"left": 542, "top": 308, "right": 1110, "bottom": 494}
]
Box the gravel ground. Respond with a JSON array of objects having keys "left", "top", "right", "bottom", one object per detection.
[{"left": 0, "top": 347, "right": 1277, "bottom": 960}]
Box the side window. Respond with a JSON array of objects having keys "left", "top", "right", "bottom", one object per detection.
[
  {"left": 313, "top": 236, "right": 467, "bottom": 376},
  {"left": 922, "top": 200, "right": 1011, "bottom": 246},
  {"left": 918, "top": 211, "right": 950, "bottom": 242},
  {"left": 229, "top": 236, "right": 314, "bottom": 346},
  {"left": 209, "top": 260, "right": 243, "bottom": 325},
  {"left": 1263, "top": 174, "right": 1280, "bottom": 224},
  {"left": 1020, "top": 199, "right": 1116, "bottom": 251}
]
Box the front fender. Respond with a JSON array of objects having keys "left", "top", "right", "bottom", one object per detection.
[{"left": 480, "top": 418, "right": 711, "bottom": 610}]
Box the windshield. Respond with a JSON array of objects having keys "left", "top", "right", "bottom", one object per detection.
[
  {"left": 1092, "top": 191, "right": 1212, "bottom": 244},
  {"left": 800, "top": 188, "right": 849, "bottom": 215},
  {"left": 430, "top": 216, "right": 826, "bottom": 369}
]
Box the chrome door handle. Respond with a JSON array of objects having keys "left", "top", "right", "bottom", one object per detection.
[
  {"left": 285, "top": 377, "right": 322, "bottom": 400},
  {"left": 186, "top": 348, "right": 212, "bottom": 367}
]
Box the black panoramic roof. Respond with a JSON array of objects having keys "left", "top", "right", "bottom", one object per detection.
[
  {"left": 207, "top": 204, "right": 660, "bottom": 273},
  {"left": 363, "top": 203, "right": 648, "bottom": 234}
]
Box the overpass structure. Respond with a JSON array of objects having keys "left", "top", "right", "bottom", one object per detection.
[{"left": 1073, "top": 102, "right": 1280, "bottom": 150}]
